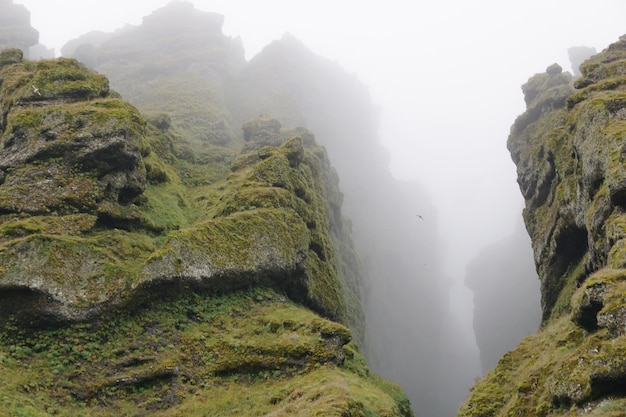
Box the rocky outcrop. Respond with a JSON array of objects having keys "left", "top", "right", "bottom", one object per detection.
[
  {"left": 138, "top": 127, "right": 352, "bottom": 325},
  {"left": 509, "top": 38, "right": 626, "bottom": 321},
  {"left": 0, "top": 47, "right": 412, "bottom": 414},
  {"left": 458, "top": 35, "right": 626, "bottom": 416},
  {"left": 0, "top": 51, "right": 147, "bottom": 321},
  {"left": 0, "top": 55, "right": 352, "bottom": 327}
]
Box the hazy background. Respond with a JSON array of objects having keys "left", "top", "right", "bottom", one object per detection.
[{"left": 12, "top": 0, "right": 626, "bottom": 412}]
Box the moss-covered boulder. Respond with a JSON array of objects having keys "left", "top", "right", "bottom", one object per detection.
[{"left": 458, "top": 35, "right": 626, "bottom": 417}]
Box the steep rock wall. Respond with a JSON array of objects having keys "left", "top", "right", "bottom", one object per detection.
[
  {"left": 0, "top": 48, "right": 413, "bottom": 415},
  {"left": 458, "top": 35, "right": 626, "bottom": 416},
  {"left": 0, "top": 50, "right": 353, "bottom": 325}
]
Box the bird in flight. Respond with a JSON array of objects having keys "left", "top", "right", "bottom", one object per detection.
[
  {"left": 416, "top": 214, "right": 424, "bottom": 220},
  {"left": 31, "top": 85, "right": 41, "bottom": 96}
]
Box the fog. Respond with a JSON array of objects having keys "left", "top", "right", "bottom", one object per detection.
[{"left": 7, "top": 0, "right": 626, "bottom": 415}]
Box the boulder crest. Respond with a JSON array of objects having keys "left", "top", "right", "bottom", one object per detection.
[
  {"left": 0, "top": 53, "right": 148, "bottom": 322},
  {"left": 0, "top": 54, "right": 144, "bottom": 219}
]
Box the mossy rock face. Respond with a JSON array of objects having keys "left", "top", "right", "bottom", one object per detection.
[
  {"left": 0, "top": 10, "right": 398, "bottom": 410},
  {"left": 0, "top": 58, "right": 145, "bottom": 216},
  {"left": 507, "top": 36, "right": 626, "bottom": 321},
  {"left": 0, "top": 47, "right": 23, "bottom": 68},
  {"left": 458, "top": 269, "right": 626, "bottom": 417},
  {"left": 0, "top": 60, "right": 353, "bottom": 333},
  {"left": 0, "top": 57, "right": 151, "bottom": 322},
  {"left": 141, "top": 127, "right": 349, "bottom": 325},
  {"left": 0, "top": 287, "right": 412, "bottom": 417},
  {"left": 459, "top": 36, "right": 626, "bottom": 417}
]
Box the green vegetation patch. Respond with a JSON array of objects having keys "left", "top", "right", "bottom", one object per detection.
[
  {"left": 0, "top": 162, "right": 100, "bottom": 216},
  {"left": 0, "top": 58, "right": 108, "bottom": 111},
  {"left": 0, "top": 288, "right": 410, "bottom": 416},
  {"left": 458, "top": 268, "right": 626, "bottom": 417},
  {"left": 29, "top": 58, "right": 109, "bottom": 101}
]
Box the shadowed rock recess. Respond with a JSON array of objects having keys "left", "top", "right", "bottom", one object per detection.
[
  {"left": 0, "top": 49, "right": 412, "bottom": 416},
  {"left": 458, "top": 35, "right": 626, "bottom": 416}
]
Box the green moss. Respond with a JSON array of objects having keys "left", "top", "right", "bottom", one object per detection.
[
  {"left": 30, "top": 58, "right": 109, "bottom": 101},
  {"left": 0, "top": 162, "right": 100, "bottom": 215},
  {"left": 466, "top": 36, "right": 626, "bottom": 416},
  {"left": 0, "top": 54, "right": 377, "bottom": 414},
  {"left": 0, "top": 214, "right": 97, "bottom": 239},
  {"left": 550, "top": 257, "right": 588, "bottom": 319},
  {"left": 0, "top": 58, "right": 109, "bottom": 113},
  {"left": 459, "top": 267, "right": 626, "bottom": 417},
  {"left": 0, "top": 288, "right": 410, "bottom": 416}
]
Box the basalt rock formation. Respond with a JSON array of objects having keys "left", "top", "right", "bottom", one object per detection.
[
  {"left": 0, "top": 48, "right": 412, "bottom": 416},
  {"left": 458, "top": 35, "right": 626, "bottom": 416}
]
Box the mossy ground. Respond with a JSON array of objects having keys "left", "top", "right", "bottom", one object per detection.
[
  {"left": 457, "top": 293, "right": 626, "bottom": 417},
  {"left": 0, "top": 287, "right": 409, "bottom": 417}
]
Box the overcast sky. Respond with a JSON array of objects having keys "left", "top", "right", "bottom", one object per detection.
[{"left": 15, "top": 0, "right": 626, "bottom": 309}]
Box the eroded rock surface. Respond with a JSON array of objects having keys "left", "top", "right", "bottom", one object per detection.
[
  {"left": 459, "top": 35, "right": 626, "bottom": 417},
  {"left": 0, "top": 52, "right": 352, "bottom": 328}
]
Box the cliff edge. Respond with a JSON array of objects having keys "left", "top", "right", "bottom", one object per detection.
[
  {"left": 0, "top": 49, "right": 412, "bottom": 416},
  {"left": 458, "top": 35, "right": 626, "bottom": 416}
]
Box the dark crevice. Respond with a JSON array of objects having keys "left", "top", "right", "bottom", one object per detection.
[
  {"left": 95, "top": 212, "right": 133, "bottom": 231},
  {"left": 573, "top": 286, "right": 604, "bottom": 331},
  {"left": 118, "top": 186, "right": 142, "bottom": 204},
  {"left": 609, "top": 179, "right": 626, "bottom": 209},
  {"left": 590, "top": 377, "right": 626, "bottom": 403},
  {"left": 0, "top": 287, "right": 71, "bottom": 327},
  {"left": 543, "top": 225, "right": 589, "bottom": 318},
  {"left": 589, "top": 177, "right": 605, "bottom": 200},
  {"left": 294, "top": 187, "right": 307, "bottom": 200},
  {"left": 309, "top": 242, "right": 325, "bottom": 261},
  {"left": 555, "top": 225, "right": 588, "bottom": 261}
]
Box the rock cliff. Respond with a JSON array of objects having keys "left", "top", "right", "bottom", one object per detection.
[
  {"left": 458, "top": 35, "right": 626, "bottom": 416},
  {"left": 0, "top": 48, "right": 412, "bottom": 416},
  {"left": 60, "top": 3, "right": 478, "bottom": 415}
]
